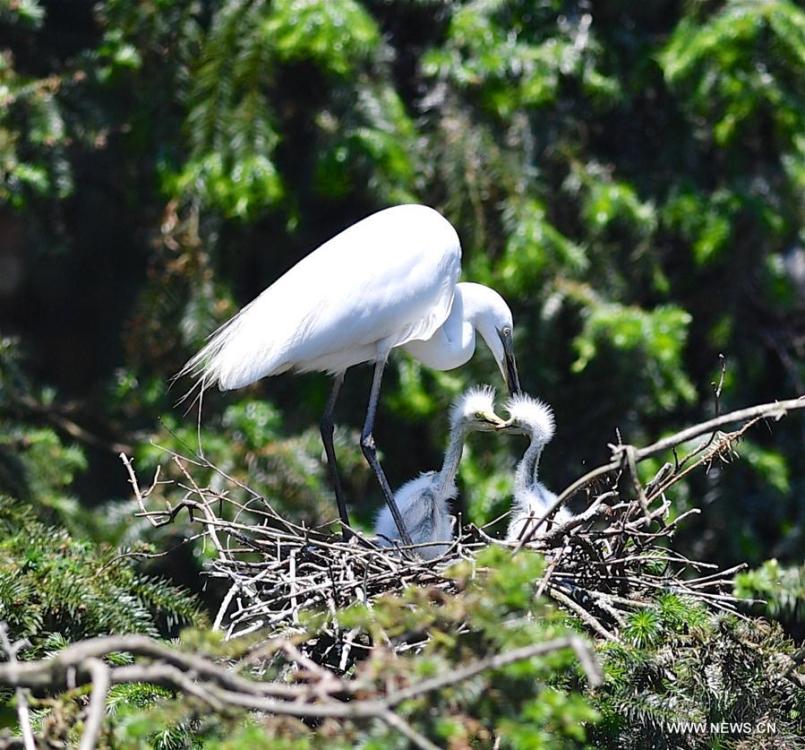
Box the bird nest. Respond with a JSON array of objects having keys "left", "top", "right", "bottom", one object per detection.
[
  {"left": 120, "top": 403, "right": 794, "bottom": 648},
  {"left": 200, "top": 495, "right": 745, "bottom": 646}
]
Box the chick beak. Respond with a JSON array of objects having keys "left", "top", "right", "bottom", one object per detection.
[
  {"left": 495, "top": 416, "right": 528, "bottom": 434},
  {"left": 479, "top": 411, "right": 508, "bottom": 432}
]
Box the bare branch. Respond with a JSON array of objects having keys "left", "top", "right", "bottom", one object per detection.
[
  {"left": 0, "top": 625, "right": 601, "bottom": 740},
  {"left": 79, "top": 658, "right": 110, "bottom": 750},
  {"left": 547, "top": 588, "right": 620, "bottom": 643},
  {"left": 525, "top": 396, "right": 805, "bottom": 538},
  {"left": 0, "top": 624, "right": 35, "bottom": 750},
  {"left": 380, "top": 710, "right": 441, "bottom": 750}
]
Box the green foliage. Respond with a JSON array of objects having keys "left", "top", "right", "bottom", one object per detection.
[
  {"left": 663, "top": 187, "right": 739, "bottom": 266},
  {"left": 660, "top": 0, "right": 805, "bottom": 147},
  {"left": 572, "top": 301, "right": 695, "bottom": 411},
  {"left": 0, "top": 0, "right": 44, "bottom": 28},
  {"left": 423, "top": 1, "right": 618, "bottom": 118},
  {"left": 0, "top": 497, "right": 205, "bottom": 651},
  {"left": 0, "top": 338, "right": 88, "bottom": 526},
  {"left": 622, "top": 608, "right": 662, "bottom": 649},
  {"left": 266, "top": 0, "right": 379, "bottom": 74},
  {"left": 735, "top": 559, "right": 804, "bottom": 626},
  {"left": 171, "top": 0, "right": 284, "bottom": 219},
  {"left": 313, "top": 81, "right": 419, "bottom": 203},
  {"left": 0, "top": 41, "right": 71, "bottom": 208},
  {"left": 144, "top": 0, "right": 411, "bottom": 218},
  {"left": 592, "top": 597, "right": 804, "bottom": 748},
  {"left": 496, "top": 198, "right": 589, "bottom": 294}
]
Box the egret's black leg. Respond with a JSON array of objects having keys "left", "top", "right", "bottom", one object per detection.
[
  {"left": 361, "top": 358, "right": 414, "bottom": 547},
  {"left": 320, "top": 371, "right": 352, "bottom": 540}
]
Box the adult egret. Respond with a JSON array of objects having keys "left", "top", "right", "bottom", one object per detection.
[
  {"left": 374, "top": 385, "right": 506, "bottom": 558},
  {"left": 178, "top": 204, "right": 521, "bottom": 545},
  {"left": 504, "top": 394, "right": 571, "bottom": 543}
]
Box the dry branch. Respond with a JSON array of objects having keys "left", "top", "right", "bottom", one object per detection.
[
  {"left": 514, "top": 395, "right": 805, "bottom": 549},
  {"left": 0, "top": 625, "right": 35, "bottom": 750},
  {"left": 0, "top": 628, "right": 599, "bottom": 750}
]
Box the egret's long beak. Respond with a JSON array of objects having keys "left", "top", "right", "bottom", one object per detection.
[{"left": 498, "top": 328, "right": 521, "bottom": 396}]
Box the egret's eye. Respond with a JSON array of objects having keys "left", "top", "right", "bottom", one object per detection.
[{"left": 475, "top": 411, "right": 484, "bottom": 420}]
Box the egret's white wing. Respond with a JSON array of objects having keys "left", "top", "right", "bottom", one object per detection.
[{"left": 180, "top": 205, "right": 461, "bottom": 390}]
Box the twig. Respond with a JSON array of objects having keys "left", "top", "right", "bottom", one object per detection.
[
  {"left": 677, "top": 355, "right": 728, "bottom": 471},
  {"left": 531, "top": 397, "right": 805, "bottom": 536},
  {"left": 636, "top": 397, "right": 803, "bottom": 461},
  {"left": 535, "top": 542, "right": 569, "bottom": 598},
  {"left": 381, "top": 709, "right": 441, "bottom": 750},
  {"left": 385, "top": 636, "right": 603, "bottom": 699},
  {"left": 79, "top": 658, "right": 110, "bottom": 750},
  {"left": 120, "top": 454, "right": 162, "bottom": 527},
  {"left": 547, "top": 587, "right": 620, "bottom": 643},
  {"left": 213, "top": 581, "right": 239, "bottom": 632},
  {"left": 172, "top": 456, "right": 228, "bottom": 562},
  {"left": 622, "top": 444, "right": 651, "bottom": 522},
  {"left": 0, "top": 624, "right": 36, "bottom": 750}
]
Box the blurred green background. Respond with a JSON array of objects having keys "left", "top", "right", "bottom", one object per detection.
[{"left": 1, "top": 0, "right": 802, "bottom": 622}]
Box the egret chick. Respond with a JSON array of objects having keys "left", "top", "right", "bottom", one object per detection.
[
  {"left": 504, "top": 394, "right": 571, "bottom": 543},
  {"left": 375, "top": 386, "right": 505, "bottom": 559}
]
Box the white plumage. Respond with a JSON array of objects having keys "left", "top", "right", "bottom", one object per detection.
[
  {"left": 179, "top": 204, "right": 461, "bottom": 387},
  {"left": 504, "top": 394, "right": 571, "bottom": 543},
  {"left": 505, "top": 394, "right": 555, "bottom": 444},
  {"left": 375, "top": 386, "right": 504, "bottom": 558},
  {"left": 374, "top": 472, "right": 454, "bottom": 560},
  {"left": 178, "top": 204, "right": 522, "bottom": 545}
]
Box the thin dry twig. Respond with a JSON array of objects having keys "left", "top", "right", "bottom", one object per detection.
[
  {"left": 79, "top": 658, "right": 110, "bottom": 750},
  {"left": 381, "top": 710, "right": 441, "bottom": 750},
  {"left": 0, "top": 624, "right": 35, "bottom": 750},
  {"left": 547, "top": 587, "right": 620, "bottom": 643}
]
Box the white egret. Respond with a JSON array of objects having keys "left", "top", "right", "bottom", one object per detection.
[
  {"left": 374, "top": 385, "right": 506, "bottom": 558},
  {"left": 178, "top": 204, "right": 521, "bottom": 545},
  {"left": 504, "top": 394, "right": 571, "bottom": 543}
]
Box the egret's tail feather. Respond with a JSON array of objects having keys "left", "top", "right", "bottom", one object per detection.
[
  {"left": 174, "top": 372, "right": 207, "bottom": 415},
  {"left": 173, "top": 290, "right": 291, "bottom": 409},
  {"left": 173, "top": 294, "right": 271, "bottom": 402},
  {"left": 173, "top": 335, "right": 225, "bottom": 407}
]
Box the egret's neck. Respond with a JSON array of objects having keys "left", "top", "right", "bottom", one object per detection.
[
  {"left": 402, "top": 281, "right": 511, "bottom": 376},
  {"left": 402, "top": 286, "right": 476, "bottom": 371},
  {"left": 435, "top": 420, "right": 467, "bottom": 497},
  {"left": 513, "top": 437, "right": 544, "bottom": 509}
]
